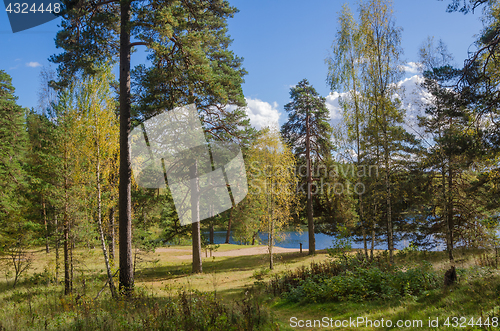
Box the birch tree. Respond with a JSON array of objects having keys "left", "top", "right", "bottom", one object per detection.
[
  {"left": 74, "top": 65, "right": 119, "bottom": 297},
  {"left": 326, "top": 4, "right": 369, "bottom": 258},
  {"left": 246, "top": 127, "right": 298, "bottom": 269},
  {"left": 359, "top": 0, "right": 416, "bottom": 264}
]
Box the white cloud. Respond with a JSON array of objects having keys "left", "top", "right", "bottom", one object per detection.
[
  {"left": 325, "top": 91, "right": 344, "bottom": 121},
  {"left": 396, "top": 74, "right": 434, "bottom": 143},
  {"left": 402, "top": 62, "right": 421, "bottom": 74},
  {"left": 26, "top": 62, "right": 42, "bottom": 68},
  {"left": 244, "top": 98, "right": 280, "bottom": 130}
]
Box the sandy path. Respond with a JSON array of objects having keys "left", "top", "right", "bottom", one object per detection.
[{"left": 155, "top": 246, "right": 301, "bottom": 259}]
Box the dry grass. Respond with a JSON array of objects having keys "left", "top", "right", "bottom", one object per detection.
[
  {"left": 3, "top": 245, "right": 500, "bottom": 330},
  {"left": 1, "top": 244, "right": 330, "bottom": 300}
]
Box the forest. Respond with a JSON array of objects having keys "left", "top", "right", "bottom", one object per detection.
[{"left": 1, "top": 0, "right": 500, "bottom": 330}]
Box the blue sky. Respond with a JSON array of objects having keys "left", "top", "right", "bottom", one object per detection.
[{"left": 1, "top": 0, "right": 484, "bottom": 129}]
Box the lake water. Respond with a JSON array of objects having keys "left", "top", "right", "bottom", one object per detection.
[{"left": 204, "top": 230, "right": 429, "bottom": 251}]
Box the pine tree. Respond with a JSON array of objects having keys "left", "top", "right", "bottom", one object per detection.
[
  {"left": 0, "top": 70, "right": 41, "bottom": 288},
  {"left": 419, "top": 63, "right": 488, "bottom": 261},
  {"left": 281, "top": 79, "right": 333, "bottom": 255},
  {"left": 52, "top": 0, "right": 251, "bottom": 288},
  {"left": 26, "top": 110, "right": 58, "bottom": 255},
  {"left": 0, "top": 70, "right": 28, "bottom": 225}
]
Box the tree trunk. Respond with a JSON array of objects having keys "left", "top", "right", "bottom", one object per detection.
[
  {"left": 64, "top": 153, "right": 71, "bottom": 295},
  {"left": 70, "top": 235, "right": 74, "bottom": 293},
  {"left": 209, "top": 223, "right": 214, "bottom": 245},
  {"left": 269, "top": 178, "right": 274, "bottom": 270},
  {"left": 119, "top": 0, "right": 134, "bottom": 296},
  {"left": 360, "top": 194, "right": 367, "bottom": 259},
  {"left": 225, "top": 209, "right": 232, "bottom": 244},
  {"left": 63, "top": 215, "right": 71, "bottom": 295},
  {"left": 42, "top": 196, "right": 49, "bottom": 253},
  {"left": 108, "top": 206, "right": 115, "bottom": 263},
  {"left": 447, "top": 158, "right": 454, "bottom": 263},
  {"left": 96, "top": 143, "right": 117, "bottom": 297},
  {"left": 268, "top": 227, "right": 273, "bottom": 270},
  {"left": 385, "top": 147, "right": 393, "bottom": 264},
  {"left": 352, "top": 55, "right": 366, "bottom": 260},
  {"left": 191, "top": 163, "right": 202, "bottom": 273},
  {"left": 55, "top": 214, "right": 60, "bottom": 284},
  {"left": 371, "top": 203, "right": 376, "bottom": 261},
  {"left": 371, "top": 222, "right": 375, "bottom": 260},
  {"left": 305, "top": 112, "right": 315, "bottom": 255}
]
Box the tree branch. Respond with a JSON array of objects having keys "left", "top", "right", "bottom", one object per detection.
[
  {"left": 129, "top": 42, "right": 149, "bottom": 48},
  {"left": 91, "top": 0, "right": 120, "bottom": 8}
]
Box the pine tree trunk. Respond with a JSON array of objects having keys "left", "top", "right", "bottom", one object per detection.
[
  {"left": 209, "top": 223, "right": 214, "bottom": 245},
  {"left": 64, "top": 217, "right": 70, "bottom": 294},
  {"left": 118, "top": 0, "right": 134, "bottom": 296},
  {"left": 70, "top": 235, "right": 74, "bottom": 294},
  {"left": 371, "top": 203, "right": 376, "bottom": 261},
  {"left": 191, "top": 162, "right": 202, "bottom": 273},
  {"left": 43, "top": 196, "right": 49, "bottom": 253},
  {"left": 225, "top": 209, "right": 232, "bottom": 244},
  {"left": 55, "top": 214, "right": 60, "bottom": 284},
  {"left": 371, "top": 223, "right": 375, "bottom": 260},
  {"left": 64, "top": 155, "right": 71, "bottom": 295},
  {"left": 447, "top": 158, "right": 454, "bottom": 263},
  {"left": 305, "top": 112, "right": 315, "bottom": 255},
  {"left": 360, "top": 194, "right": 367, "bottom": 259}
]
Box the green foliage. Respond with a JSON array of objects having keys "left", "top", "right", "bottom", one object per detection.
[
  {"left": 395, "top": 242, "right": 420, "bottom": 259},
  {"left": 200, "top": 234, "right": 220, "bottom": 252},
  {"left": 326, "top": 225, "right": 352, "bottom": 261},
  {"left": 280, "top": 258, "right": 440, "bottom": 304},
  {"left": 0, "top": 70, "right": 30, "bottom": 248},
  {"left": 325, "top": 0, "right": 423, "bottom": 260},
  {"left": 281, "top": 79, "right": 333, "bottom": 159}
]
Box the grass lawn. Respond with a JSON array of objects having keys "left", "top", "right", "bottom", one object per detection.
[{"left": 0, "top": 244, "right": 499, "bottom": 330}]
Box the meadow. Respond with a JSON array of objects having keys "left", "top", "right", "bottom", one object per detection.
[{"left": 1, "top": 244, "right": 499, "bottom": 330}]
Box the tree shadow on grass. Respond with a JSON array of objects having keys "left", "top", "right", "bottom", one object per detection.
[{"left": 137, "top": 251, "right": 317, "bottom": 283}]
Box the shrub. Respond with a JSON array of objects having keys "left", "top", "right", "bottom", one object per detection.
[
  {"left": 270, "top": 253, "right": 440, "bottom": 304},
  {"left": 283, "top": 263, "right": 440, "bottom": 304}
]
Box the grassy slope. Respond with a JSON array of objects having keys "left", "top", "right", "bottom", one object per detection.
[{"left": 0, "top": 245, "right": 499, "bottom": 330}]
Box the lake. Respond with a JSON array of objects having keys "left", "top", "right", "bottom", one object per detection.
[{"left": 203, "top": 230, "right": 436, "bottom": 250}]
